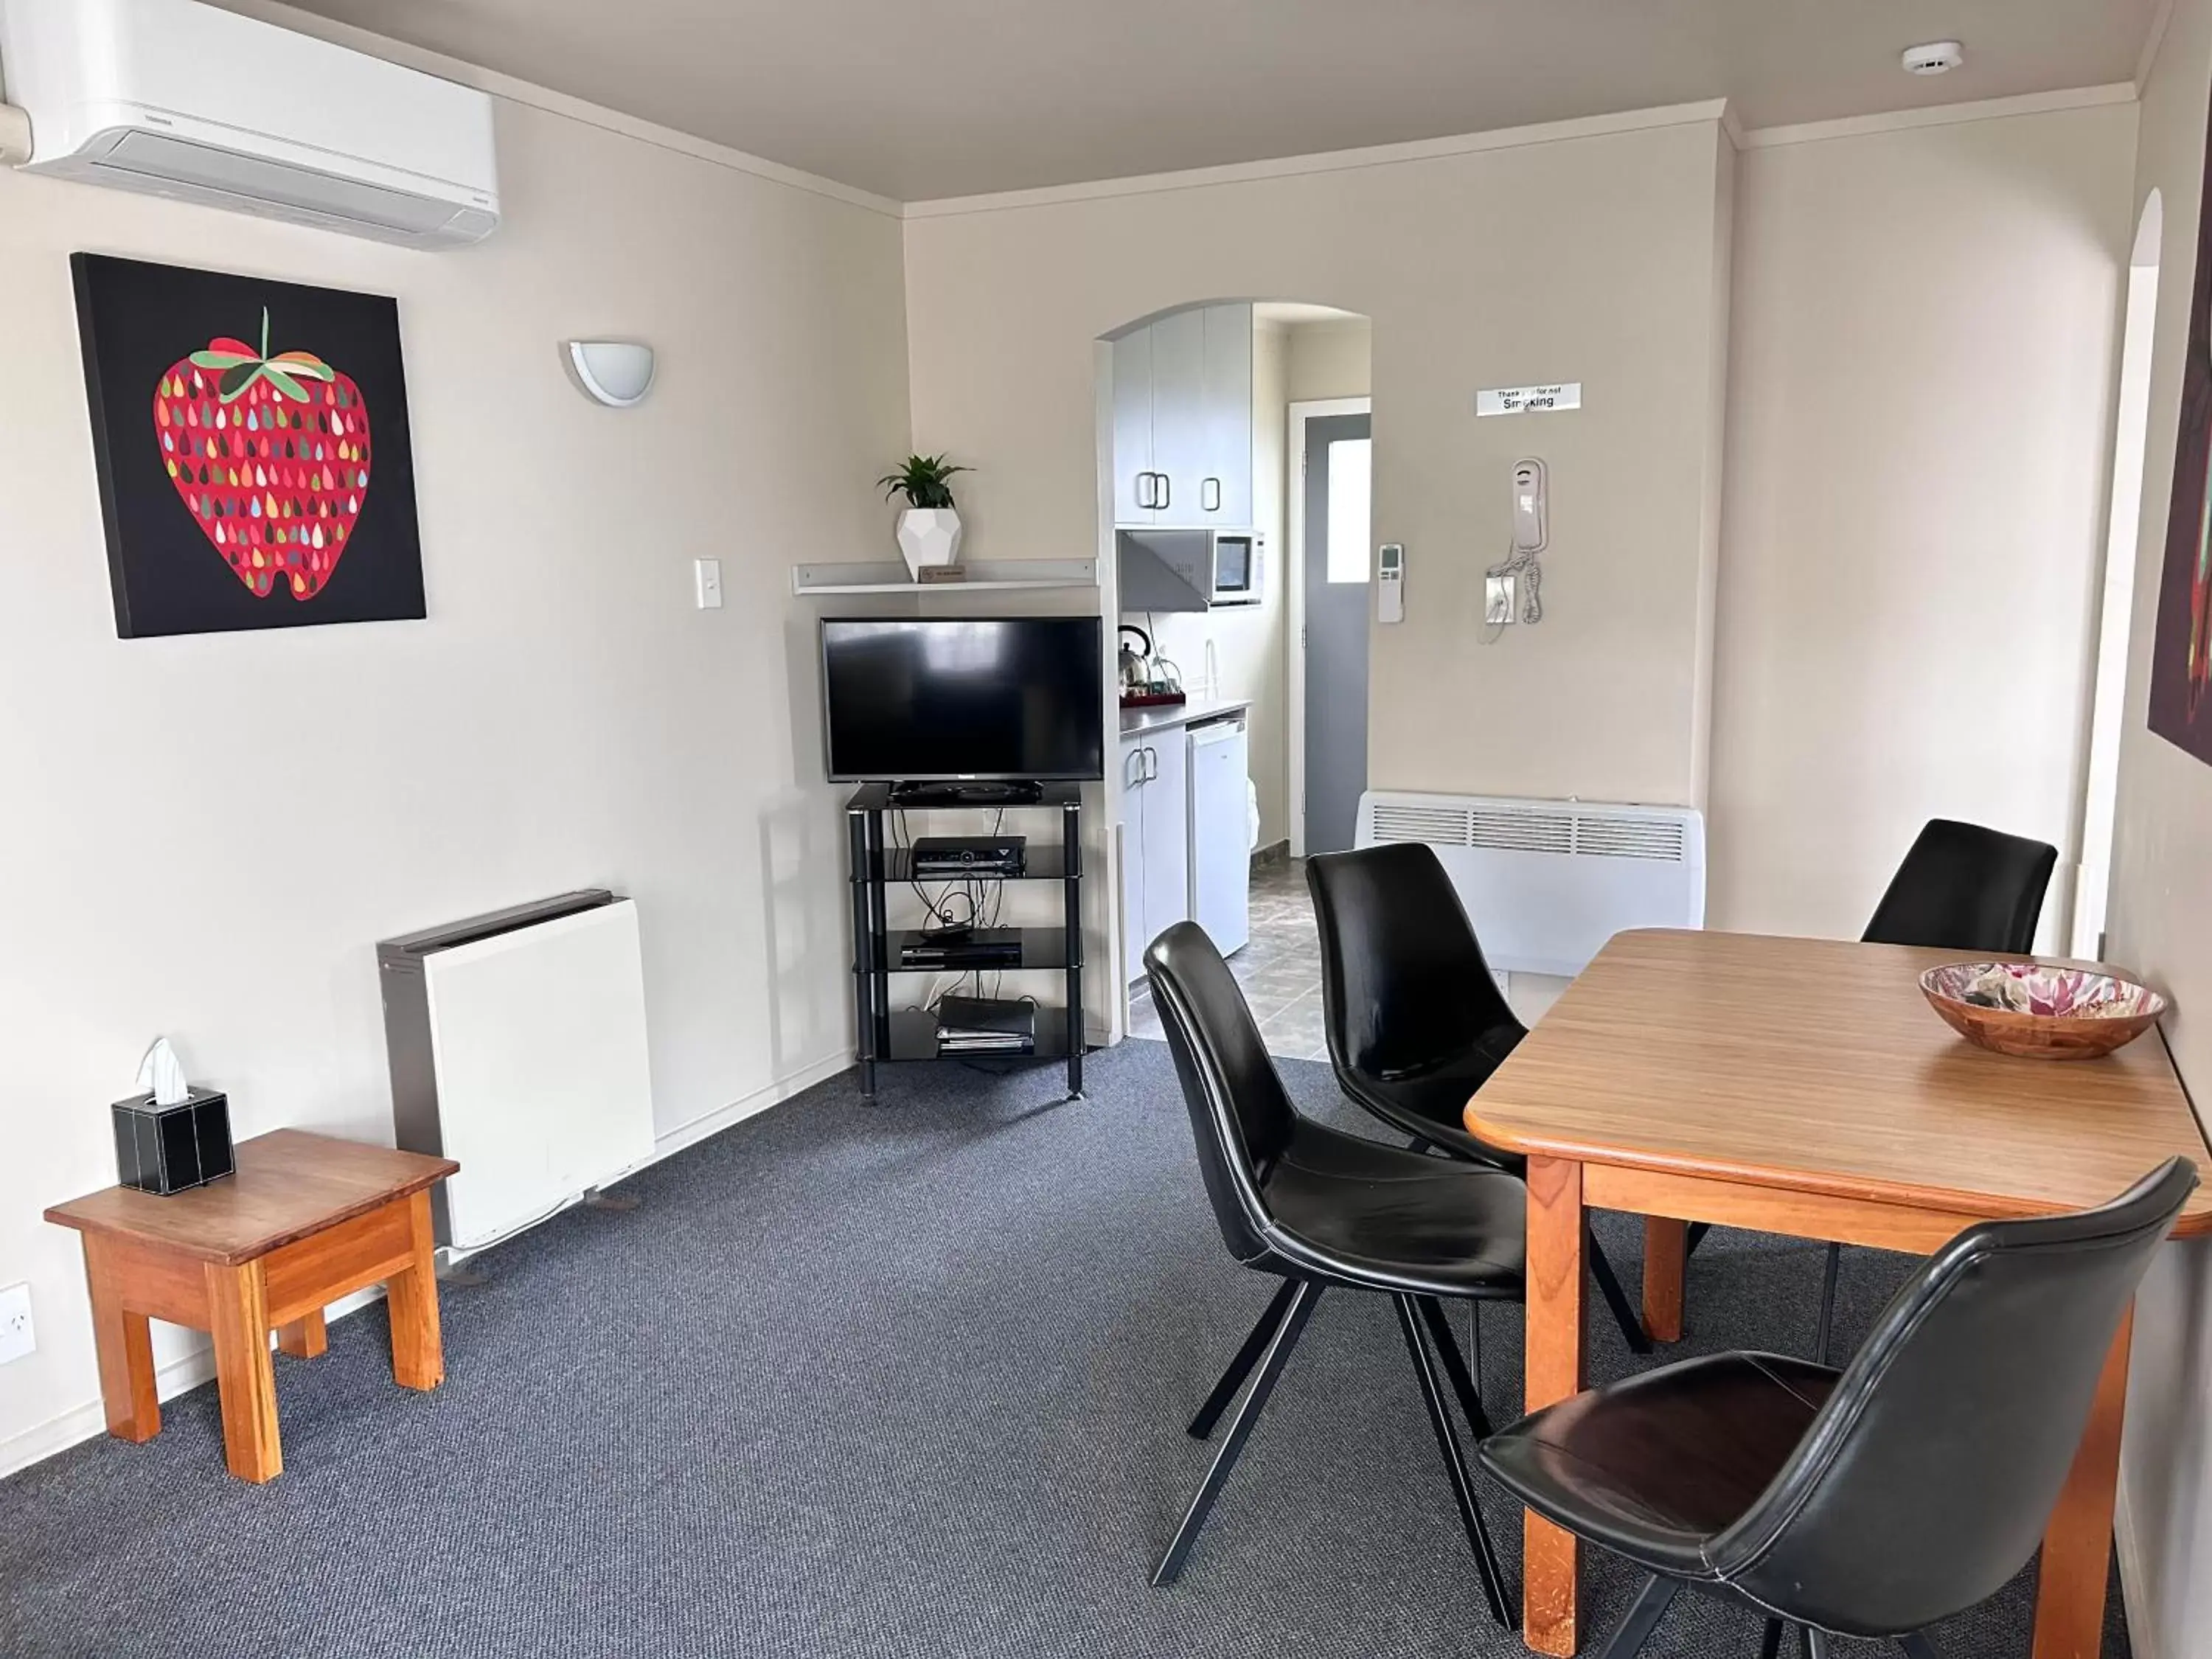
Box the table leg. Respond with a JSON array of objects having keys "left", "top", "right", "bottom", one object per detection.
[
  {"left": 82, "top": 1237, "right": 159, "bottom": 1443},
  {"left": 2031, "top": 1304, "right": 2133, "bottom": 1659},
  {"left": 276, "top": 1310, "right": 328, "bottom": 1360},
  {"left": 204, "top": 1261, "right": 282, "bottom": 1484},
  {"left": 1523, "top": 1155, "right": 1587, "bottom": 1656},
  {"left": 384, "top": 1189, "right": 445, "bottom": 1391},
  {"left": 1643, "top": 1217, "right": 1687, "bottom": 1343}
]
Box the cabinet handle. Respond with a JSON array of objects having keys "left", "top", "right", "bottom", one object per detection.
[
  {"left": 1147, "top": 746, "right": 1161, "bottom": 782},
  {"left": 1158, "top": 474, "right": 1170, "bottom": 509},
  {"left": 1134, "top": 472, "right": 1153, "bottom": 510},
  {"left": 1202, "top": 478, "right": 1221, "bottom": 512}
]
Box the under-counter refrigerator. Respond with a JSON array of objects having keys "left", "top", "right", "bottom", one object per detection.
[{"left": 1188, "top": 714, "right": 1252, "bottom": 956}]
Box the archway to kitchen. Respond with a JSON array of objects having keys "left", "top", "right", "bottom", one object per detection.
[{"left": 1097, "top": 298, "right": 1374, "bottom": 1058}]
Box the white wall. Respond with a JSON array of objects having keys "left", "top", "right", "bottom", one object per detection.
[
  {"left": 2107, "top": 3, "right": 2212, "bottom": 1652},
  {"left": 905, "top": 111, "right": 1737, "bottom": 813},
  {"left": 0, "top": 95, "right": 910, "bottom": 1467},
  {"left": 1285, "top": 319, "right": 1372, "bottom": 403},
  {"left": 1708, "top": 104, "right": 2138, "bottom": 945}
]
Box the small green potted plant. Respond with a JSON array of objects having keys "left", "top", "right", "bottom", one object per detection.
[{"left": 879, "top": 453, "right": 972, "bottom": 581}]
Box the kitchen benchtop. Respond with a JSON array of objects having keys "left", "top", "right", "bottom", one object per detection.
[{"left": 1119, "top": 697, "right": 1251, "bottom": 740}]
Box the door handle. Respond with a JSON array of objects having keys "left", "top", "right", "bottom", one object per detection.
[{"left": 1202, "top": 478, "right": 1221, "bottom": 512}]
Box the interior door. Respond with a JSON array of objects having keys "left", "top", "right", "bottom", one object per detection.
[
  {"left": 1149, "top": 307, "right": 1207, "bottom": 526},
  {"left": 1303, "top": 413, "right": 1373, "bottom": 855}
]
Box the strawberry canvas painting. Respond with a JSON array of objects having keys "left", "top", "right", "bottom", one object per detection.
[
  {"left": 2149, "top": 89, "right": 2212, "bottom": 768},
  {"left": 72, "top": 254, "right": 424, "bottom": 639}
]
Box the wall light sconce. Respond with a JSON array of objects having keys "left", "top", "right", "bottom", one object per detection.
[{"left": 563, "top": 341, "right": 656, "bottom": 408}]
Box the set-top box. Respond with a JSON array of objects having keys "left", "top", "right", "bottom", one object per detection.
[{"left": 911, "top": 835, "right": 1026, "bottom": 878}]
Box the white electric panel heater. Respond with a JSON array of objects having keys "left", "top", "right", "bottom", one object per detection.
[
  {"left": 379, "top": 892, "right": 655, "bottom": 1249},
  {"left": 1356, "top": 792, "right": 1705, "bottom": 977}
]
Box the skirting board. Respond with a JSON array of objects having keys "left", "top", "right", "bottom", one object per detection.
[{"left": 0, "top": 1046, "right": 853, "bottom": 1481}]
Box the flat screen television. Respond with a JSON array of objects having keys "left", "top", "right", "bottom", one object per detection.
[{"left": 821, "top": 616, "right": 1105, "bottom": 785}]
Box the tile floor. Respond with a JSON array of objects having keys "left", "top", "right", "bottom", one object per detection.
[{"left": 1127, "top": 855, "right": 1328, "bottom": 1060}]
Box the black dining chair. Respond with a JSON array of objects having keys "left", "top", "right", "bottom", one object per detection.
[
  {"left": 1793, "top": 818, "right": 2066, "bottom": 1359},
  {"left": 1144, "top": 919, "right": 1525, "bottom": 1624},
  {"left": 1478, "top": 1156, "right": 2194, "bottom": 1659},
  {"left": 1306, "top": 843, "right": 1653, "bottom": 1356}
]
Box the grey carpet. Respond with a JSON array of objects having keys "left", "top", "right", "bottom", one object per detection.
[{"left": 1, "top": 1040, "right": 2130, "bottom": 1659}]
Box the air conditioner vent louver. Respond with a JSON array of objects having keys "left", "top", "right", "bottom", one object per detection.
[
  {"left": 1573, "top": 816, "right": 1687, "bottom": 862},
  {"left": 1368, "top": 804, "right": 1476, "bottom": 846},
  {"left": 1356, "top": 791, "right": 1707, "bottom": 978},
  {"left": 1469, "top": 809, "right": 1576, "bottom": 855}
]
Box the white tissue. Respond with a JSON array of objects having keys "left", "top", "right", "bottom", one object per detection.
[{"left": 136, "top": 1037, "right": 190, "bottom": 1107}]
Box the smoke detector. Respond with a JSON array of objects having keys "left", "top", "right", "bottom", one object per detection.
[{"left": 1902, "top": 41, "right": 1965, "bottom": 75}]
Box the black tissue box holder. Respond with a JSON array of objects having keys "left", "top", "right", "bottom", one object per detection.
[{"left": 112, "top": 1088, "right": 234, "bottom": 1195}]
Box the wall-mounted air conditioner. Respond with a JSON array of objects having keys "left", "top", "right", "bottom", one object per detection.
[
  {"left": 0, "top": 0, "right": 501, "bottom": 250},
  {"left": 1357, "top": 791, "right": 1706, "bottom": 978}
]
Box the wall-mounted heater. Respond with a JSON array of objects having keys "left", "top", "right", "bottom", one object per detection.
[
  {"left": 1356, "top": 792, "right": 1705, "bottom": 977},
  {"left": 378, "top": 891, "right": 655, "bottom": 1250}
]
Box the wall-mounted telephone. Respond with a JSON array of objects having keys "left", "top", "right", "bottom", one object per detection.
[
  {"left": 1512, "top": 458, "right": 1548, "bottom": 553},
  {"left": 1485, "top": 458, "right": 1548, "bottom": 637}
]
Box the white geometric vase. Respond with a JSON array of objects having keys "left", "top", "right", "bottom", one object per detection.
[{"left": 895, "top": 507, "right": 964, "bottom": 581}]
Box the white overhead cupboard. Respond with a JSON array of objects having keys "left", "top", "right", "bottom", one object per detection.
[{"left": 1113, "top": 303, "right": 1255, "bottom": 529}]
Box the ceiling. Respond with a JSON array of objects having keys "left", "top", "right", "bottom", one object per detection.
[{"left": 258, "top": 0, "right": 2159, "bottom": 202}]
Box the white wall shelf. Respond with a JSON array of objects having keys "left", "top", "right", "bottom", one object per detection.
[{"left": 791, "top": 558, "right": 1096, "bottom": 597}]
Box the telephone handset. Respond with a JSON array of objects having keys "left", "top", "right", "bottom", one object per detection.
[{"left": 1512, "top": 458, "right": 1548, "bottom": 554}]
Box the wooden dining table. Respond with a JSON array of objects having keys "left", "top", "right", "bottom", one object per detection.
[{"left": 1464, "top": 928, "right": 2212, "bottom": 1658}]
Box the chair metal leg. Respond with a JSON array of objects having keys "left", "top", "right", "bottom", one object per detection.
[
  {"left": 1415, "top": 1295, "right": 1495, "bottom": 1439},
  {"left": 1589, "top": 1231, "right": 1655, "bottom": 1356},
  {"left": 1187, "top": 1279, "right": 1298, "bottom": 1440},
  {"left": 1757, "top": 1618, "right": 1786, "bottom": 1659},
  {"left": 1594, "top": 1573, "right": 1681, "bottom": 1659},
  {"left": 1896, "top": 1633, "right": 1945, "bottom": 1659},
  {"left": 1804, "top": 1628, "right": 1832, "bottom": 1659},
  {"left": 1815, "top": 1242, "right": 1843, "bottom": 1365},
  {"left": 1393, "top": 1294, "right": 1513, "bottom": 1627},
  {"left": 1152, "top": 1280, "right": 1321, "bottom": 1586},
  {"left": 1686, "top": 1221, "right": 1713, "bottom": 1256}
]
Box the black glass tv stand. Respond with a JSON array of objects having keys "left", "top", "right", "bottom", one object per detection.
[
  {"left": 886, "top": 779, "right": 1046, "bottom": 808},
  {"left": 845, "top": 780, "right": 1085, "bottom": 1101}
]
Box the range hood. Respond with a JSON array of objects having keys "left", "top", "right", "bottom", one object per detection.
[{"left": 1117, "top": 527, "right": 1262, "bottom": 612}]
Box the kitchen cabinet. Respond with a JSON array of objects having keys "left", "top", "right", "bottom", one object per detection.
[
  {"left": 1112, "top": 302, "right": 1254, "bottom": 530},
  {"left": 1120, "top": 730, "right": 1192, "bottom": 981}
]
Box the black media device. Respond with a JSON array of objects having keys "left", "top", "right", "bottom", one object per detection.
[
  {"left": 911, "top": 835, "right": 1026, "bottom": 878},
  {"left": 821, "top": 616, "right": 1105, "bottom": 801},
  {"left": 935, "top": 994, "right": 1038, "bottom": 1057},
  {"left": 900, "top": 931, "right": 1026, "bottom": 970}
]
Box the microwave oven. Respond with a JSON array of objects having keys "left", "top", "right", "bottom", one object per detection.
[{"left": 1206, "top": 532, "right": 1264, "bottom": 606}]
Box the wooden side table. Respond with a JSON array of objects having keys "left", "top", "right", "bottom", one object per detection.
[{"left": 46, "top": 1128, "right": 459, "bottom": 1483}]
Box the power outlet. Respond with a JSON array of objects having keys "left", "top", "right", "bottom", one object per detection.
[
  {"left": 1485, "top": 575, "right": 1516, "bottom": 625},
  {"left": 0, "top": 1282, "right": 33, "bottom": 1365}
]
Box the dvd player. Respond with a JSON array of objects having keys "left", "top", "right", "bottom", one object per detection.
[
  {"left": 900, "top": 930, "right": 1025, "bottom": 970},
  {"left": 911, "top": 835, "right": 1026, "bottom": 878},
  {"left": 935, "top": 993, "right": 1037, "bottom": 1057}
]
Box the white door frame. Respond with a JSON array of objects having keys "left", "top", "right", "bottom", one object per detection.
[{"left": 1284, "top": 397, "right": 1371, "bottom": 858}]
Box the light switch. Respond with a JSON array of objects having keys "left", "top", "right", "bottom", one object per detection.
[{"left": 694, "top": 557, "right": 723, "bottom": 610}]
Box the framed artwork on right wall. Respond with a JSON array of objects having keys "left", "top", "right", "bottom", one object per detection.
[{"left": 2149, "top": 91, "right": 2212, "bottom": 768}]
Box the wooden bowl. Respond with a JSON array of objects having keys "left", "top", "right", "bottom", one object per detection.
[{"left": 1919, "top": 961, "right": 2166, "bottom": 1061}]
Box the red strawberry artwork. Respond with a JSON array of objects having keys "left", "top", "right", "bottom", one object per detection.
[{"left": 153, "top": 307, "right": 372, "bottom": 601}]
